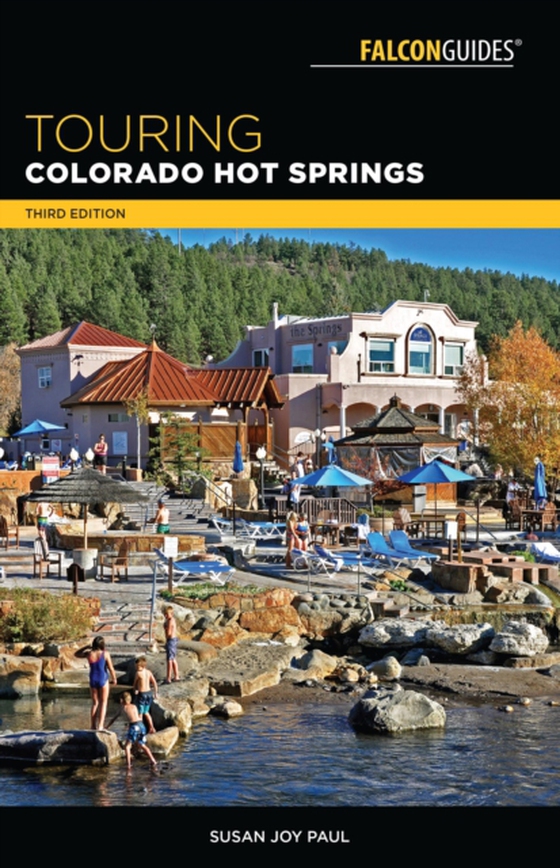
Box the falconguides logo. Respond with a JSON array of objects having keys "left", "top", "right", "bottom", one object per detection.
[{"left": 359, "top": 38, "right": 520, "bottom": 65}]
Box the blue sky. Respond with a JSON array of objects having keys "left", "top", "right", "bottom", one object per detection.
[{"left": 161, "top": 229, "right": 560, "bottom": 284}]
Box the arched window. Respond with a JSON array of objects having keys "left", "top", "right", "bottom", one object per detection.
[{"left": 408, "top": 326, "right": 433, "bottom": 375}]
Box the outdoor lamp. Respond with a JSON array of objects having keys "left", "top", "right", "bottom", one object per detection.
[
  {"left": 85, "top": 448, "right": 94, "bottom": 464},
  {"left": 256, "top": 445, "right": 266, "bottom": 509}
]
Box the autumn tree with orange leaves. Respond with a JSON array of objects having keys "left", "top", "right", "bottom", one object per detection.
[{"left": 457, "top": 322, "right": 560, "bottom": 476}]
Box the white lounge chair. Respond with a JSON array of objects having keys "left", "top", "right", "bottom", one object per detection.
[
  {"left": 153, "top": 548, "right": 233, "bottom": 585},
  {"left": 236, "top": 519, "right": 286, "bottom": 541}
]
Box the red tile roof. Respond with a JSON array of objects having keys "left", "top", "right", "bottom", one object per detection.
[
  {"left": 19, "top": 321, "right": 146, "bottom": 351},
  {"left": 197, "top": 368, "right": 285, "bottom": 408},
  {"left": 62, "top": 341, "right": 218, "bottom": 407}
]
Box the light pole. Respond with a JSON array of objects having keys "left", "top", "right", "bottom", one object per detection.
[
  {"left": 69, "top": 447, "right": 79, "bottom": 472},
  {"left": 256, "top": 445, "right": 266, "bottom": 510}
]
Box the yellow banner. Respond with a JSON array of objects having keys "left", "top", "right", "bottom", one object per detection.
[{"left": 1, "top": 200, "right": 560, "bottom": 228}]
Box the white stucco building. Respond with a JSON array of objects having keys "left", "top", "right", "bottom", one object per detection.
[{"left": 216, "top": 300, "right": 478, "bottom": 461}]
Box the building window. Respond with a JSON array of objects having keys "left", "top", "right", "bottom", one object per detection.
[
  {"left": 253, "top": 349, "right": 269, "bottom": 367},
  {"left": 38, "top": 366, "right": 52, "bottom": 389},
  {"left": 292, "top": 344, "right": 313, "bottom": 374},
  {"left": 444, "top": 343, "right": 464, "bottom": 376},
  {"left": 368, "top": 338, "right": 395, "bottom": 373},
  {"left": 108, "top": 413, "right": 131, "bottom": 423},
  {"left": 328, "top": 340, "right": 348, "bottom": 356},
  {"left": 408, "top": 326, "right": 433, "bottom": 375}
]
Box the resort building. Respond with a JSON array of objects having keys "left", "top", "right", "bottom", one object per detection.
[
  {"left": 214, "top": 300, "right": 478, "bottom": 463},
  {"left": 15, "top": 322, "right": 283, "bottom": 467}
]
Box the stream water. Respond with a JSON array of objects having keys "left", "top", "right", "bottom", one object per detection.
[{"left": 1, "top": 693, "right": 559, "bottom": 808}]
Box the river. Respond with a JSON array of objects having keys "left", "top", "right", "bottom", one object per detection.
[{"left": 1, "top": 693, "right": 559, "bottom": 808}]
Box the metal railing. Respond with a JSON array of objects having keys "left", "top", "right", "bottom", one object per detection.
[{"left": 272, "top": 495, "right": 358, "bottom": 524}]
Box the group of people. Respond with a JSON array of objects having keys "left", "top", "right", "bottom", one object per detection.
[
  {"left": 82, "top": 605, "right": 179, "bottom": 770},
  {"left": 285, "top": 511, "right": 310, "bottom": 568}
]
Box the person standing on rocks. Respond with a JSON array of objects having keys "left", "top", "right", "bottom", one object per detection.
[
  {"left": 85, "top": 636, "right": 117, "bottom": 730},
  {"left": 133, "top": 656, "right": 158, "bottom": 734},
  {"left": 164, "top": 606, "right": 180, "bottom": 683}
]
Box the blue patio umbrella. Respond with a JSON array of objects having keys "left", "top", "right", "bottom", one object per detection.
[
  {"left": 534, "top": 458, "right": 547, "bottom": 508},
  {"left": 13, "top": 419, "right": 66, "bottom": 437},
  {"left": 297, "top": 465, "right": 373, "bottom": 488},
  {"left": 398, "top": 458, "right": 475, "bottom": 517},
  {"left": 232, "top": 440, "right": 244, "bottom": 474}
]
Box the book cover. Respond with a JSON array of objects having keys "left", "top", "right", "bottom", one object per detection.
[{"left": 1, "top": 0, "right": 558, "bottom": 850}]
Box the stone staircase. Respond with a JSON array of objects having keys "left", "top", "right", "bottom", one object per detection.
[{"left": 90, "top": 599, "right": 156, "bottom": 653}]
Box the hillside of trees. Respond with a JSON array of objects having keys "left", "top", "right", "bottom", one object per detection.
[{"left": 1, "top": 228, "right": 558, "bottom": 363}]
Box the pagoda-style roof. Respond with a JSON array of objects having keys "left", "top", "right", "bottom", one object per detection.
[
  {"left": 336, "top": 395, "right": 457, "bottom": 447},
  {"left": 18, "top": 321, "right": 146, "bottom": 351},
  {"left": 197, "top": 367, "right": 285, "bottom": 409},
  {"left": 61, "top": 340, "right": 218, "bottom": 407}
]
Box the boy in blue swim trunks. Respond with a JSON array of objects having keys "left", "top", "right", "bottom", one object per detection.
[
  {"left": 107, "top": 691, "right": 157, "bottom": 770},
  {"left": 133, "top": 656, "right": 158, "bottom": 734},
  {"left": 164, "top": 606, "right": 180, "bottom": 683}
]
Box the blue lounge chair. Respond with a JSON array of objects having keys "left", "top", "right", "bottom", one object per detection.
[
  {"left": 531, "top": 541, "right": 560, "bottom": 563},
  {"left": 362, "top": 531, "right": 421, "bottom": 569},
  {"left": 208, "top": 515, "right": 235, "bottom": 538},
  {"left": 154, "top": 548, "right": 233, "bottom": 585},
  {"left": 389, "top": 530, "right": 439, "bottom": 566}
]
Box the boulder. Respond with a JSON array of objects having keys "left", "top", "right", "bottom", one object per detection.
[
  {"left": 369, "top": 656, "right": 402, "bottom": 681},
  {"left": 199, "top": 641, "right": 294, "bottom": 697},
  {"left": 426, "top": 622, "right": 495, "bottom": 656},
  {"left": 151, "top": 695, "right": 193, "bottom": 736},
  {"left": 358, "top": 618, "right": 435, "bottom": 649},
  {"left": 0, "top": 655, "right": 43, "bottom": 697},
  {"left": 293, "top": 649, "right": 339, "bottom": 680},
  {"left": 239, "top": 605, "right": 301, "bottom": 634},
  {"left": 208, "top": 697, "right": 244, "bottom": 718},
  {"left": 489, "top": 620, "right": 549, "bottom": 657},
  {"left": 483, "top": 583, "right": 532, "bottom": 604},
  {"left": 147, "top": 725, "right": 179, "bottom": 756},
  {"left": 0, "top": 729, "right": 122, "bottom": 765},
  {"left": 349, "top": 687, "right": 446, "bottom": 734}
]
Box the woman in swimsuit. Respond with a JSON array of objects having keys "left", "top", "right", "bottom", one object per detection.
[
  {"left": 87, "top": 636, "right": 117, "bottom": 730},
  {"left": 285, "top": 511, "right": 301, "bottom": 569}
]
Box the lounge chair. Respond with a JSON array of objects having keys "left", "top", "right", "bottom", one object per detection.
[
  {"left": 236, "top": 519, "right": 286, "bottom": 541},
  {"left": 313, "top": 543, "right": 378, "bottom": 575},
  {"left": 531, "top": 541, "right": 560, "bottom": 563},
  {"left": 291, "top": 548, "right": 341, "bottom": 577},
  {"left": 153, "top": 548, "right": 233, "bottom": 585},
  {"left": 362, "top": 531, "right": 421, "bottom": 569},
  {"left": 388, "top": 530, "right": 439, "bottom": 566},
  {"left": 208, "top": 515, "right": 235, "bottom": 538}
]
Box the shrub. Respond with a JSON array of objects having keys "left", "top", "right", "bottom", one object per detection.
[
  {"left": 0, "top": 589, "right": 94, "bottom": 643},
  {"left": 160, "top": 581, "right": 266, "bottom": 602}
]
